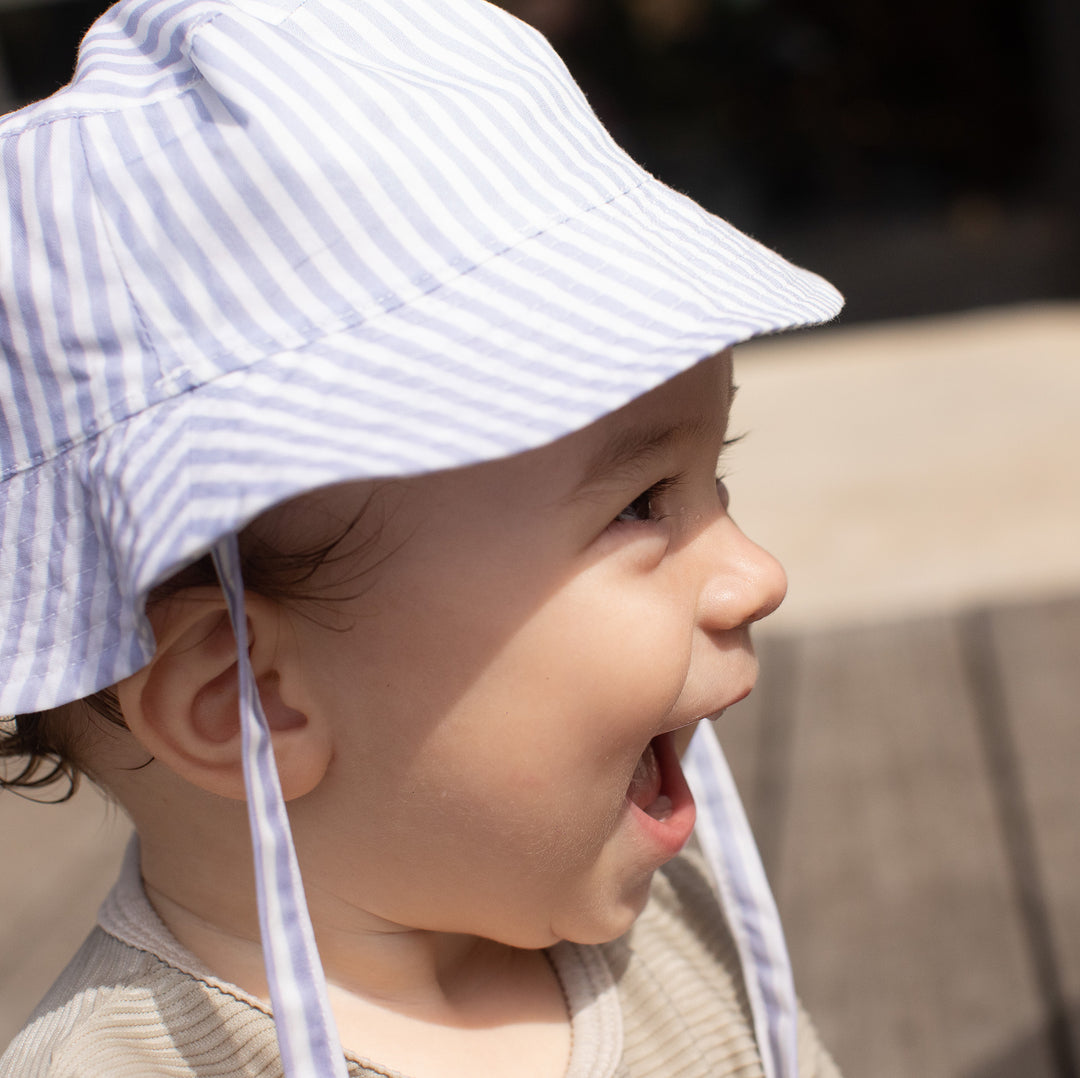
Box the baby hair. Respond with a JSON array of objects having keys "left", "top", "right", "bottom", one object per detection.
[{"left": 0, "top": 496, "right": 381, "bottom": 800}]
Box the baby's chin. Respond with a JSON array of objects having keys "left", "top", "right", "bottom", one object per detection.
[{"left": 541, "top": 872, "right": 657, "bottom": 949}]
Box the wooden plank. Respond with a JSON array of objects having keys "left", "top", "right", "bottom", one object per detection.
[
  {"left": 0, "top": 784, "right": 132, "bottom": 1048},
  {"left": 761, "top": 616, "right": 1056, "bottom": 1078},
  {"left": 978, "top": 594, "right": 1080, "bottom": 1073}
]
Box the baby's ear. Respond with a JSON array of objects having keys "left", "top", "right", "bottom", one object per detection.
[{"left": 115, "top": 589, "right": 332, "bottom": 801}]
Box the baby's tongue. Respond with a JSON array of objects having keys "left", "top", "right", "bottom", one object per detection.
[{"left": 628, "top": 739, "right": 671, "bottom": 820}]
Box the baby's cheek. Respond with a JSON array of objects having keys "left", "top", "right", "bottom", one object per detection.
[{"left": 595, "top": 605, "right": 689, "bottom": 693}]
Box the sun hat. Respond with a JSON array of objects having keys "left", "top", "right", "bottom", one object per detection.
[
  {"left": 0, "top": 0, "right": 840, "bottom": 718},
  {"left": 1, "top": 0, "right": 841, "bottom": 1074}
]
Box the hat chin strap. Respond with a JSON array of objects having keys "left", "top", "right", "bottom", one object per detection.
[
  {"left": 684, "top": 725, "right": 800, "bottom": 1078},
  {"left": 212, "top": 535, "right": 349, "bottom": 1078},
  {"left": 212, "top": 532, "right": 796, "bottom": 1078}
]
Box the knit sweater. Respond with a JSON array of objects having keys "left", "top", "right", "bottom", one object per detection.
[{"left": 2, "top": 843, "right": 840, "bottom": 1077}]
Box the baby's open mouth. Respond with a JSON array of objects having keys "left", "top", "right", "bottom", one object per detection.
[{"left": 627, "top": 736, "right": 673, "bottom": 822}]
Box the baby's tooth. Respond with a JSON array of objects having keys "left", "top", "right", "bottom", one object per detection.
[{"left": 645, "top": 795, "right": 672, "bottom": 822}]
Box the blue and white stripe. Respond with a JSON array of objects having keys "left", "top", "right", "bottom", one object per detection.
[
  {"left": 212, "top": 535, "right": 349, "bottom": 1078},
  {"left": 686, "top": 724, "right": 800, "bottom": 1078},
  {"left": 2, "top": 0, "right": 841, "bottom": 1071}
]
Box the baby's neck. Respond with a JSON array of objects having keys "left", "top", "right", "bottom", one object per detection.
[
  {"left": 142, "top": 863, "right": 571, "bottom": 1078},
  {"left": 326, "top": 942, "right": 570, "bottom": 1078}
]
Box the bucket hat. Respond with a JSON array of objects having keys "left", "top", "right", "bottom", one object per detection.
[
  {"left": 0, "top": 0, "right": 840, "bottom": 717},
  {"left": 1, "top": 0, "right": 841, "bottom": 1074}
]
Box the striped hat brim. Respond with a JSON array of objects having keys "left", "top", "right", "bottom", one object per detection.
[{"left": 2, "top": 176, "right": 838, "bottom": 714}]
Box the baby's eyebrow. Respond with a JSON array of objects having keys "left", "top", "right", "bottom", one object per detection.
[{"left": 574, "top": 413, "right": 717, "bottom": 495}]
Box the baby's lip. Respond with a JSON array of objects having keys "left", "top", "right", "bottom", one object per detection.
[
  {"left": 707, "top": 682, "right": 756, "bottom": 723},
  {"left": 660, "top": 685, "right": 755, "bottom": 737},
  {"left": 624, "top": 731, "right": 696, "bottom": 850}
]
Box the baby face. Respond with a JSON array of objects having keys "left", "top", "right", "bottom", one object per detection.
[{"left": 281, "top": 349, "right": 785, "bottom": 948}]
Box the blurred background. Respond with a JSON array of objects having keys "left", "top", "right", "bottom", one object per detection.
[
  {"left": 494, "top": 0, "right": 1080, "bottom": 322},
  {"left": 3, "top": 0, "right": 1079, "bottom": 322},
  {"left": 1, "top": 1, "right": 1078, "bottom": 1074}
]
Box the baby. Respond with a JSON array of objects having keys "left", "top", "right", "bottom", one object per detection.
[{"left": 0, "top": 0, "right": 843, "bottom": 1075}]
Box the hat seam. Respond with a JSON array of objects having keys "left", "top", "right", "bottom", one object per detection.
[
  {"left": 0, "top": 65, "right": 208, "bottom": 144},
  {"left": 1, "top": 175, "right": 649, "bottom": 484},
  {"left": 3, "top": 576, "right": 121, "bottom": 633},
  {"left": 0, "top": 6, "right": 232, "bottom": 141}
]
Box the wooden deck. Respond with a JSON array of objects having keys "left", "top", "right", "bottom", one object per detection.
[
  {"left": 722, "top": 593, "right": 1080, "bottom": 1078},
  {"left": 2, "top": 591, "right": 1078, "bottom": 1075}
]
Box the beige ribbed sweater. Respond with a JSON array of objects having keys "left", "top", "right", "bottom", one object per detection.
[{"left": 1, "top": 843, "right": 840, "bottom": 1077}]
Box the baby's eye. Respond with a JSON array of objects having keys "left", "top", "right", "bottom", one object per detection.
[{"left": 613, "top": 477, "right": 677, "bottom": 525}]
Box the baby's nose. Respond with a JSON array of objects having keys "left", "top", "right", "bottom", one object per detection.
[{"left": 696, "top": 523, "right": 787, "bottom": 633}]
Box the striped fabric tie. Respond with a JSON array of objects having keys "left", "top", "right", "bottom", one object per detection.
[
  {"left": 213, "top": 536, "right": 349, "bottom": 1078},
  {"left": 685, "top": 725, "right": 799, "bottom": 1078}
]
